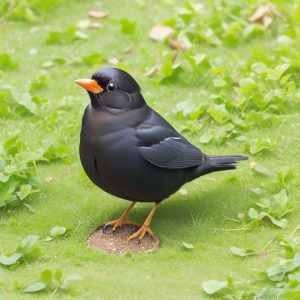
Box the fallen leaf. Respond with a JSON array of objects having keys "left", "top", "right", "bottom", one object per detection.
[
  {"left": 45, "top": 176, "right": 53, "bottom": 183},
  {"left": 123, "top": 46, "right": 133, "bottom": 54},
  {"left": 249, "top": 5, "right": 269, "bottom": 22},
  {"left": 169, "top": 41, "right": 185, "bottom": 50},
  {"left": 144, "top": 65, "right": 160, "bottom": 77},
  {"left": 149, "top": 25, "right": 175, "bottom": 42},
  {"left": 108, "top": 58, "right": 120, "bottom": 65},
  {"left": 263, "top": 16, "right": 273, "bottom": 27},
  {"left": 248, "top": 3, "right": 282, "bottom": 27},
  {"left": 88, "top": 11, "right": 108, "bottom": 19},
  {"left": 237, "top": 212, "right": 245, "bottom": 220},
  {"left": 179, "top": 188, "right": 188, "bottom": 196},
  {"left": 89, "top": 23, "right": 102, "bottom": 29}
]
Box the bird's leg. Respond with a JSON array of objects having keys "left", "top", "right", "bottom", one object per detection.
[
  {"left": 102, "top": 201, "right": 141, "bottom": 234},
  {"left": 128, "top": 202, "right": 159, "bottom": 243}
]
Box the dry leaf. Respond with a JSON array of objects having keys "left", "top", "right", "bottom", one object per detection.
[
  {"left": 144, "top": 65, "right": 160, "bottom": 77},
  {"left": 45, "top": 176, "right": 54, "bottom": 183},
  {"left": 169, "top": 41, "right": 185, "bottom": 50},
  {"left": 123, "top": 46, "right": 133, "bottom": 54},
  {"left": 267, "top": 3, "right": 282, "bottom": 18},
  {"left": 237, "top": 212, "right": 245, "bottom": 220},
  {"left": 89, "top": 22, "right": 102, "bottom": 29},
  {"left": 249, "top": 5, "right": 269, "bottom": 22},
  {"left": 248, "top": 3, "right": 282, "bottom": 27},
  {"left": 88, "top": 11, "right": 108, "bottom": 19},
  {"left": 263, "top": 15, "right": 272, "bottom": 27},
  {"left": 178, "top": 188, "right": 188, "bottom": 196},
  {"left": 149, "top": 25, "right": 175, "bottom": 42},
  {"left": 108, "top": 57, "right": 120, "bottom": 65}
]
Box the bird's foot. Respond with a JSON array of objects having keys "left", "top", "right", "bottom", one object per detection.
[
  {"left": 127, "top": 224, "right": 154, "bottom": 243},
  {"left": 102, "top": 219, "right": 141, "bottom": 235}
]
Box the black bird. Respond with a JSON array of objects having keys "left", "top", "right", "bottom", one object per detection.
[{"left": 75, "top": 68, "right": 247, "bottom": 242}]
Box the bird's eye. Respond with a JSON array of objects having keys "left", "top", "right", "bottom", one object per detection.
[{"left": 107, "top": 82, "right": 115, "bottom": 92}]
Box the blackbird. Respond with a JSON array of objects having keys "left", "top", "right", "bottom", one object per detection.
[{"left": 75, "top": 67, "right": 247, "bottom": 242}]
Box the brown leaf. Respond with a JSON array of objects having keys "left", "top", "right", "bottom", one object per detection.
[
  {"left": 263, "top": 15, "right": 273, "bottom": 27},
  {"left": 88, "top": 11, "right": 108, "bottom": 19},
  {"left": 123, "top": 46, "right": 133, "bottom": 54},
  {"left": 89, "top": 22, "right": 102, "bottom": 29},
  {"left": 248, "top": 5, "right": 269, "bottom": 22},
  {"left": 267, "top": 3, "right": 282, "bottom": 19},
  {"left": 149, "top": 25, "right": 175, "bottom": 42},
  {"left": 144, "top": 65, "right": 160, "bottom": 77},
  {"left": 248, "top": 3, "right": 282, "bottom": 27},
  {"left": 169, "top": 41, "right": 185, "bottom": 50}
]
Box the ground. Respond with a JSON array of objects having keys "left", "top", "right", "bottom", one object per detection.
[{"left": 0, "top": 0, "right": 300, "bottom": 299}]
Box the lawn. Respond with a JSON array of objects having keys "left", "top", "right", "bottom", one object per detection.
[{"left": 0, "top": 0, "right": 300, "bottom": 299}]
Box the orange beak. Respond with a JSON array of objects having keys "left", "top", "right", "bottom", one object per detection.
[{"left": 74, "top": 79, "right": 104, "bottom": 94}]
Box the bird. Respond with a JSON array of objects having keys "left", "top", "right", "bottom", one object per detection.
[{"left": 75, "top": 67, "right": 247, "bottom": 242}]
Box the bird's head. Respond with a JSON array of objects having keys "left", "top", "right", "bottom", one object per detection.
[{"left": 75, "top": 67, "right": 144, "bottom": 110}]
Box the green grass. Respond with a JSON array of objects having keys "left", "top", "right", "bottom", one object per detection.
[{"left": 1, "top": 0, "right": 300, "bottom": 299}]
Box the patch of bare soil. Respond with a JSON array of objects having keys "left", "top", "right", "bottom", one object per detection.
[{"left": 86, "top": 224, "right": 160, "bottom": 255}]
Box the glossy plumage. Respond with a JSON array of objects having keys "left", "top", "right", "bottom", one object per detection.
[{"left": 78, "top": 67, "right": 247, "bottom": 203}]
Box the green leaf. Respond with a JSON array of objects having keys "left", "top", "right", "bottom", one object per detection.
[
  {"left": 50, "top": 226, "right": 67, "bottom": 237},
  {"left": 24, "top": 282, "right": 46, "bottom": 293},
  {"left": 267, "top": 64, "right": 290, "bottom": 81},
  {"left": 248, "top": 208, "right": 259, "bottom": 219},
  {"left": 208, "top": 104, "right": 229, "bottom": 124},
  {"left": 17, "top": 235, "right": 39, "bottom": 253},
  {"left": 202, "top": 280, "right": 228, "bottom": 294},
  {"left": 64, "top": 274, "right": 81, "bottom": 283},
  {"left": 0, "top": 53, "right": 18, "bottom": 70},
  {"left": 120, "top": 18, "right": 137, "bottom": 34},
  {"left": 0, "top": 253, "right": 23, "bottom": 266},
  {"left": 81, "top": 53, "right": 104, "bottom": 66},
  {"left": 54, "top": 269, "right": 63, "bottom": 281},
  {"left": 230, "top": 246, "right": 256, "bottom": 257},
  {"left": 17, "top": 184, "right": 32, "bottom": 201},
  {"left": 213, "top": 78, "right": 226, "bottom": 87},
  {"left": 40, "top": 269, "right": 52, "bottom": 286},
  {"left": 253, "top": 164, "right": 270, "bottom": 177},
  {"left": 199, "top": 133, "right": 212, "bottom": 144},
  {"left": 182, "top": 242, "right": 194, "bottom": 249}
]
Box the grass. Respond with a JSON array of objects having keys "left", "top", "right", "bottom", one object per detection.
[{"left": 0, "top": 0, "right": 300, "bottom": 299}]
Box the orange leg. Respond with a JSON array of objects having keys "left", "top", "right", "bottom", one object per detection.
[
  {"left": 102, "top": 201, "right": 141, "bottom": 234},
  {"left": 128, "top": 203, "right": 159, "bottom": 242}
]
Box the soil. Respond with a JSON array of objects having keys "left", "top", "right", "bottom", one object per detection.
[{"left": 86, "top": 224, "right": 160, "bottom": 255}]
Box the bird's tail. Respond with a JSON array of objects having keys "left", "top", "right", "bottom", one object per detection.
[{"left": 195, "top": 155, "right": 248, "bottom": 177}]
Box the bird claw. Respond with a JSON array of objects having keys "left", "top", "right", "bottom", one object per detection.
[
  {"left": 101, "top": 220, "right": 141, "bottom": 235},
  {"left": 128, "top": 224, "right": 154, "bottom": 243}
]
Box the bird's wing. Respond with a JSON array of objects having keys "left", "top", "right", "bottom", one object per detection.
[{"left": 137, "top": 124, "right": 204, "bottom": 169}]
